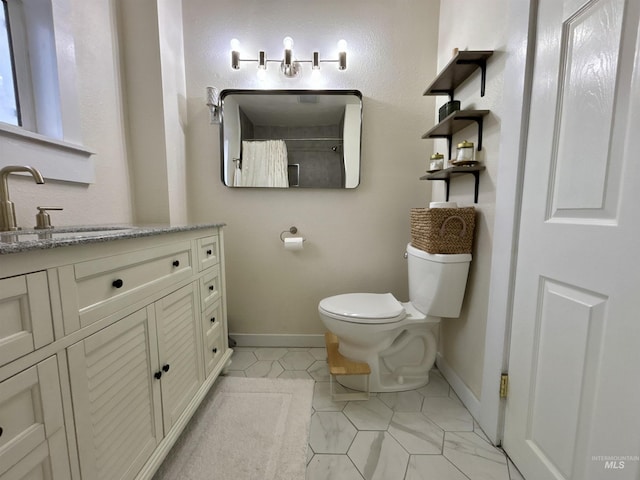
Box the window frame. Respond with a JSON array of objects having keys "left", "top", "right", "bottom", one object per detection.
[{"left": 0, "top": 0, "right": 94, "bottom": 184}]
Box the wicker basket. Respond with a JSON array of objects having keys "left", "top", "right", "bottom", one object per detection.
[{"left": 410, "top": 207, "right": 476, "bottom": 254}]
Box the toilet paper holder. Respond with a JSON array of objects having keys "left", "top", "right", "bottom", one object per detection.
[{"left": 280, "top": 226, "right": 306, "bottom": 243}]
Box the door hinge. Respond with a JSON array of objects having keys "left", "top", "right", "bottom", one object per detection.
[{"left": 500, "top": 373, "right": 509, "bottom": 398}]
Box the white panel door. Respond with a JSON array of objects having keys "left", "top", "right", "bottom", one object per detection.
[
  {"left": 68, "top": 307, "right": 163, "bottom": 480},
  {"left": 154, "top": 283, "right": 203, "bottom": 433},
  {"left": 503, "top": 1, "right": 640, "bottom": 479}
]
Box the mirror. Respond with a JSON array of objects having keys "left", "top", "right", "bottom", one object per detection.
[{"left": 220, "top": 89, "right": 362, "bottom": 188}]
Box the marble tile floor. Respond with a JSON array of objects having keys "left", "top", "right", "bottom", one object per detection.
[{"left": 224, "top": 346, "right": 525, "bottom": 480}]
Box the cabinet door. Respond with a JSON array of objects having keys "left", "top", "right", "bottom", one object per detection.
[
  {"left": 0, "top": 357, "right": 70, "bottom": 480},
  {"left": 155, "top": 284, "right": 203, "bottom": 433},
  {"left": 68, "top": 307, "right": 162, "bottom": 480},
  {"left": 0, "top": 273, "right": 53, "bottom": 367}
]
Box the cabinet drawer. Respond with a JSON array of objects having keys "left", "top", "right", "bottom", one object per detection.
[
  {"left": 202, "top": 299, "right": 223, "bottom": 339},
  {"left": 203, "top": 319, "right": 224, "bottom": 377},
  {"left": 72, "top": 242, "right": 193, "bottom": 327},
  {"left": 0, "top": 273, "right": 53, "bottom": 367},
  {"left": 0, "top": 357, "right": 65, "bottom": 477},
  {"left": 196, "top": 235, "right": 220, "bottom": 272},
  {"left": 199, "top": 264, "right": 221, "bottom": 311},
  {"left": 0, "top": 432, "right": 70, "bottom": 480}
]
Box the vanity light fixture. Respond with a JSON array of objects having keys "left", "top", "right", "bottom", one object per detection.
[{"left": 230, "top": 37, "right": 347, "bottom": 77}]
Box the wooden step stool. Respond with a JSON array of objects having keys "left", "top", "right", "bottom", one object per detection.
[{"left": 324, "top": 331, "right": 371, "bottom": 401}]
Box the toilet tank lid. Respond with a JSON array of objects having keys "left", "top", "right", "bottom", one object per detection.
[
  {"left": 319, "top": 293, "right": 405, "bottom": 320},
  {"left": 406, "top": 244, "right": 472, "bottom": 263}
]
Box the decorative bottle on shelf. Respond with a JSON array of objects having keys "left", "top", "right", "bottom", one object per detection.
[
  {"left": 428, "top": 152, "right": 444, "bottom": 172},
  {"left": 454, "top": 140, "right": 475, "bottom": 165}
]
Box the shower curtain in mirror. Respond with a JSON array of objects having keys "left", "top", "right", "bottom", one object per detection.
[{"left": 239, "top": 140, "right": 289, "bottom": 187}]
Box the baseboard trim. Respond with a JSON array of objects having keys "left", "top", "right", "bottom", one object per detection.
[
  {"left": 436, "top": 353, "right": 481, "bottom": 421},
  {"left": 229, "top": 333, "right": 326, "bottom": 348}
]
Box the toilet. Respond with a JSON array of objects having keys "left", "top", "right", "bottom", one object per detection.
[{"left": 318, "top": 243, "right": 471, "bottom": 392}]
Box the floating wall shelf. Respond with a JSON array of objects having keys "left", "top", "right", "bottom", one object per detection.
[
  {"left": 421, "top": 109, "right": 490, "bottom": 159},
  {"left": 420, "top": 165, "right": 486, "bottom": 203},
  {"left": 423, "top": 50, "right": 494, "bottom": 100}
]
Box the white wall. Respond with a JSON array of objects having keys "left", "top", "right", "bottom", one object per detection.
[
  {"left": 2, "top": 0, "right": 133, "bottom": 229},
  {"left": 182, "top": 0, "right": 440, "bottom": 338},
  {"left": 434, "top": 0, "right": 509, "bottom": 400}
]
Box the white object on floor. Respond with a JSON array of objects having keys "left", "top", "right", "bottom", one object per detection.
[{"left": 153, "top": 376, "right": 314, "bottom": 480}]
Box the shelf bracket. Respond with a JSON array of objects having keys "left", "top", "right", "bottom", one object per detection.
[
  {"left": 430, "top": 88, "right": 454, "bottom": 101},
  {"left": 471, "top": 170, "right": 481, "bottom": 203},
  {"left": 453, "top": 116, "right": 485, "bottom": 151},
  {"left": 428, "top": 118, "right": 485, "bottom": 161},
  {"left": 424, "top": 169, "right": 483, "bottom": 204},
  {"left": 443, "top": 178, "right": 451, "bottom": 201},
  {"left": 456, "top": 58, "right": 488, "bottom": 97}
]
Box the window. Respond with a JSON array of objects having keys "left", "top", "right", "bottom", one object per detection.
[
  {"left": 0, "top": 0, "right": 19, "bottom": 125},
  {"left": 0, "top": 0, "right": 94, "bottom": 183}
]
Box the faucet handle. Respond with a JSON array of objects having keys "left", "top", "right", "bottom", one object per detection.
[{"left": 34, "top": 206, "right": 63, "bottom": 230}]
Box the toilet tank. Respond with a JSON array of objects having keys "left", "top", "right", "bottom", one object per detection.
[{"left": 406, "top": 243, "right": 471, "bottom": 318}]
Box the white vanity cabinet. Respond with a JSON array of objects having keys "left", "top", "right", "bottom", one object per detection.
[{"left": 0, "top": 225, "right": 231, "bottom": 480}]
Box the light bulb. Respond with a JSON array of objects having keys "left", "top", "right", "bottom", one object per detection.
[
  {"left": 230, "top": 39, "right": 241, "bottom": 69},
  {"left": 257, "top": 68, "right": 267, "bottom": 81},
  {"left": 337, "top": 39, "right": 347, "bottom": 70},
  {"left": 283, "top": 36, "right": 294, "bottom": 50}
]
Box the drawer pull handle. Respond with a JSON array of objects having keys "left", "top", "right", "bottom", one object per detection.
[
  {"left": 162, "top": 364, "right": 170, "bottom": 373},
  {"left": 206, "top": 249, "right": 212, "bottom": 255},
  {"left": 172, "top": 260, "right": 180, "bottom": 267},
  {"left": 212, "top": 347, "right": 218, "bottom": 353},
  {"left": 210, "top": 316, "right": 216, "bottom": 323},
  {"left": 154, "top": 371, "right": 162, "bottom": 380},
  {"left": 209, "top": 285, "right": 214, "bottom": 291},
  {"left": 0, "top": 427, "right": 3, "bottom": 437},
  {"left": 112, "top": 279, "right": 124, "bottom": 289}
]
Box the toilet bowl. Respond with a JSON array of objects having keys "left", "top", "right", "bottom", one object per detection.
[{"left": 318, "top": 244, "right": 471, "bottom": 392}]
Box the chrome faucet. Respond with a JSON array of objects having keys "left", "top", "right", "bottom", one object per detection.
[{"left": 0, "top": 165, "right": 45, "bottom": 231}]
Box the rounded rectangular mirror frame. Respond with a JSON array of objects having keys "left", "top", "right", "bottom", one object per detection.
[{"left": 220, "top": 89, "right": 362, "bottom": 189}]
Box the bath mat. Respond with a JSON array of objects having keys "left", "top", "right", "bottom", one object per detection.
[{"left": 154, "top": 376, "right": 314, "bottom": 480}]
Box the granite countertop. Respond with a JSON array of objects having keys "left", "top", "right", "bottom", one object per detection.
[{"left": 0, "top": 223, "right": 225, "bottom": 255}]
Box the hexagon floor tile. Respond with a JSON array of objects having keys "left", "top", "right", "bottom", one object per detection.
[
  {"left": 279, "top": 351, "right": 315, "bottom": 370},
  {"left": 388, "top": 412, "right": 444, "bottom": 454},
  {"left": 307, "top": 454, "right": 364, "bottom": 480},
  {"left": 348, "top": 431, "right": 409, "bottom": 480},
  {"left": 343, "top": 397, "right": 393, "bottom": 430},
  {"left": 310, "top": 411, "right": 357, "bottom": 454}
]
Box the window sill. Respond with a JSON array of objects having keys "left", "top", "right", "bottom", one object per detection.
[{"left": 0, "top": 122, "right": 95, "bottom": 184}]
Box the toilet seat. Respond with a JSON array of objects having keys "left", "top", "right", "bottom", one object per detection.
[{"left": 318, "top": 293, "right": 406, "bottom": 324}]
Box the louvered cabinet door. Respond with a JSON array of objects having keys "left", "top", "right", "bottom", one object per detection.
[
  {"left": 68, "top": 307, "right": 163, "bottom": 480},
  {"left": 154, "top": 284, "right": 203, "bottom": 433}
]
